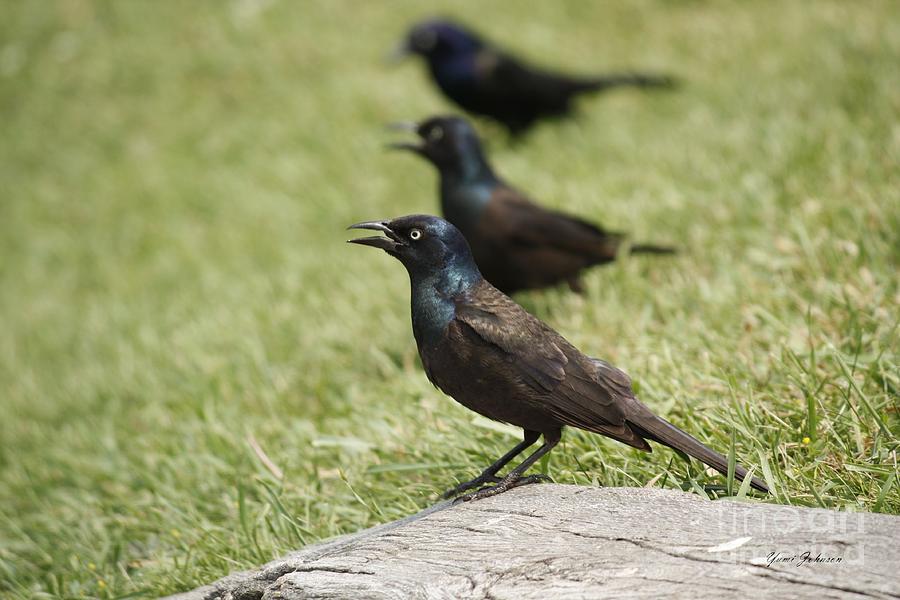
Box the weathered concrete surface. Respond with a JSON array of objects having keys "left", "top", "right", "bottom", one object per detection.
[{"left": 167, "top": 485, "right": 900, "bottom": 600}]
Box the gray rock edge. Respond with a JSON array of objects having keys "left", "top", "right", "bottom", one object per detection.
[{"left": 165, "top": 485, "right": 900, "bottom": 600}]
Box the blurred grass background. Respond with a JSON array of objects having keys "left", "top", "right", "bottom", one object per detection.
[{"left": 1, "top": 0, "right": 898, "bottom": 596}]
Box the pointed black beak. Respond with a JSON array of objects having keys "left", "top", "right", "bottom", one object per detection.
[
  {"left": 385, "top": 141, "right": 424, "bottom": 154},
  {"left": 347, "top": 220, "right": 404, "bottom": 255},
  {"left": 385, "top": 121, "right": 425, "bottom": 154},
  {"left": 386, "top": 40, "right": 412, "bottom": 64},
  {"left": 387, "top": 121, "right": 418, "bottom": 132}
]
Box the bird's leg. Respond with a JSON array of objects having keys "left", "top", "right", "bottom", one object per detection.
[
  {"left": 458, "top": 430, "right": 561, "bottom": 502},
  {"left": 566, "top": 277, "right": 585, "bottom": 294},
  {"left": 442, "top": 430, "right": 540, "bottom": 499}
]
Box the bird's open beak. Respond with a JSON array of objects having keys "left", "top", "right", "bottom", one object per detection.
[
  {"left": 386, "top": 40, "right": 411, "bottom": 64},
  {"left": 385, "top": 121, "right": 424, "bottom": 154},
  {"left": 347, "top": 220, "right": 404, "bottom": 255}
]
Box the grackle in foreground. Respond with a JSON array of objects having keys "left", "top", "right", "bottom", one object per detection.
[
  {"left": 390, "top": 116, "right": 675, "bottom": 294},
  {"left": 348, "top": 214, "right": 769, "bottom": 501},
  {"left": 392, "top": 19, "right": 676, "bottom": 134}
]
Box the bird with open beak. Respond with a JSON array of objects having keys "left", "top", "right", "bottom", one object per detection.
[
  {"left": 387, "top": 116, "right": 676, "bottom": 295},
  {"left": 348, "top": 214, "right": 768, "bottom": 501}
]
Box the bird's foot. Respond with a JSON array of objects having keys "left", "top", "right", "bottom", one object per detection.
[
  {"left": 441, "top": 474, "right": 503, "bottom": 499},
  {"left": 455, "top": 473, "right": 550, "bottom": 503}
]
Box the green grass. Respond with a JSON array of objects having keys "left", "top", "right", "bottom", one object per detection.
[{"left": 1, "top": 0, "right": 898, "bottom": 596}]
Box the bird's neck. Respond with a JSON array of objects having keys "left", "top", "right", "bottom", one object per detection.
[
  {"left": 428, "top": 51, "right": 479, "bottom": 87},
  {"left": 440, "top": 179, "right": 493, "bottom": 235},
  {"left": 409, "top": 259, "right": 481, "bottom": 348},
  {"left": 439, "top": 157, "right": 498, "bottom": 234},
  {"left": 444, "top": 146, "right": 497, "bottom": 185}
]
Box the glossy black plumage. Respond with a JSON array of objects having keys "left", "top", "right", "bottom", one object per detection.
[
  {"left": 348, "top": 215, "right": 768, "bottom": 501},
  {"left": 390, "top": 116, "right": 675, "bottom": 294},
  {"left": 395, "top": 19, "right": 676, "bottom": 134}
]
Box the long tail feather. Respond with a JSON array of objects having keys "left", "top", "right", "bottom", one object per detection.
[
  {"left": 629, "top": 243, "right": 677, "bottom": 255},
  {"left": 577, "top": 73, "right": 678, "bottom": 93},
  {"left": 628, "top": 411, "right": 769, "bottom": 493}
]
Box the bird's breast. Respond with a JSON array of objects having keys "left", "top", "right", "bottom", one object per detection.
[
  {"left": 410, "top": 286, "right": 455, "bottom": 351},
  {"left": 421, "top": 326, "right": 558, "bottom": 432}
]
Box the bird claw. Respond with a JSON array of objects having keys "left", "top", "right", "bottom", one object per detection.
[
  {"left": 441, "top": 475, "right": 503, "bottom": 499},
  {"left": 453, "top": 473, "right": 550, "bottom": 503}
]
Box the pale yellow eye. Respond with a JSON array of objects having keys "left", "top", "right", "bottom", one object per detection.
[
  {"left": 428, "top": 127, "right": 444, "bottom": 141},
  {"left": 409, "top": 229, "right": 423, "bottom": 241}
]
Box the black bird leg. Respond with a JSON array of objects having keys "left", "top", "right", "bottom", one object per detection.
[
  {"left": 442, "top": 430, "right": 541, "bottom": 499},
  {"left": 566, "top": 277, "right": 585, "bottom": 294},
  {"left": 457, "top": 429, "right": 561, "bottom": 502}
]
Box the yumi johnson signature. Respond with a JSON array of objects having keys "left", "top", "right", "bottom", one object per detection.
[{"left": 766, "top": 551, "right": 844, "bottom": 567}]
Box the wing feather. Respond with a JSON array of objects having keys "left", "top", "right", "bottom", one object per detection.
[
  {"left": 453, "top": 281, "right": 650, "bottom": 450},
  {"left": 485, "top": 187, "right": 623, "bottom": 259}
]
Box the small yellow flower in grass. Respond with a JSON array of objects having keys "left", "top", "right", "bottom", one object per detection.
[
  {"left": 97, "top": 579, "right": 107, "bottom": 589},
  {"left": 88, "top": 562, "right": 96, "bottom": 571},
  {"left": 802, "top": 437, "right": 811, "bottom": 445},
  {"left": 170, "top": 529, "right": 181, "bottom": 539}
]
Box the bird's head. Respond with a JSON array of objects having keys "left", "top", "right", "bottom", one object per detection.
[
  {"left": 388, "top": 116, "right": 489, "bottom": 176},
  {"left": 348, "top": 214, "right": 480, "bottom": 279},
  {"left": 393, "top": 19, "right": 483, "bottom": 62}
]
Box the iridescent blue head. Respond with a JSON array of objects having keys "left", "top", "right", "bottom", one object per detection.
[
  {"left": 388, "top": 116, "right": 494, "bottom": 182},
  {"left": 348, "top": 214, "right": 481, "bottom": 284},
  {"left": 400, "top": 19, "right": 483, "bottom": 62}
]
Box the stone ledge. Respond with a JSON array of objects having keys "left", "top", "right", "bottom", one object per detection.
[{"left": 166, "top": 485, "right": 900, "bottom": 600}]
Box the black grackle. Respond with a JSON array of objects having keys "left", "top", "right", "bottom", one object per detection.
[
  {"left": 348, "top": 214, "right": 769, "bottom": 501},
  {"left": 392, "top": 19, "right": 676, "bottom": 134},
  {"left": 390, "top": 116, "right": 675, "bottom": 294}
]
